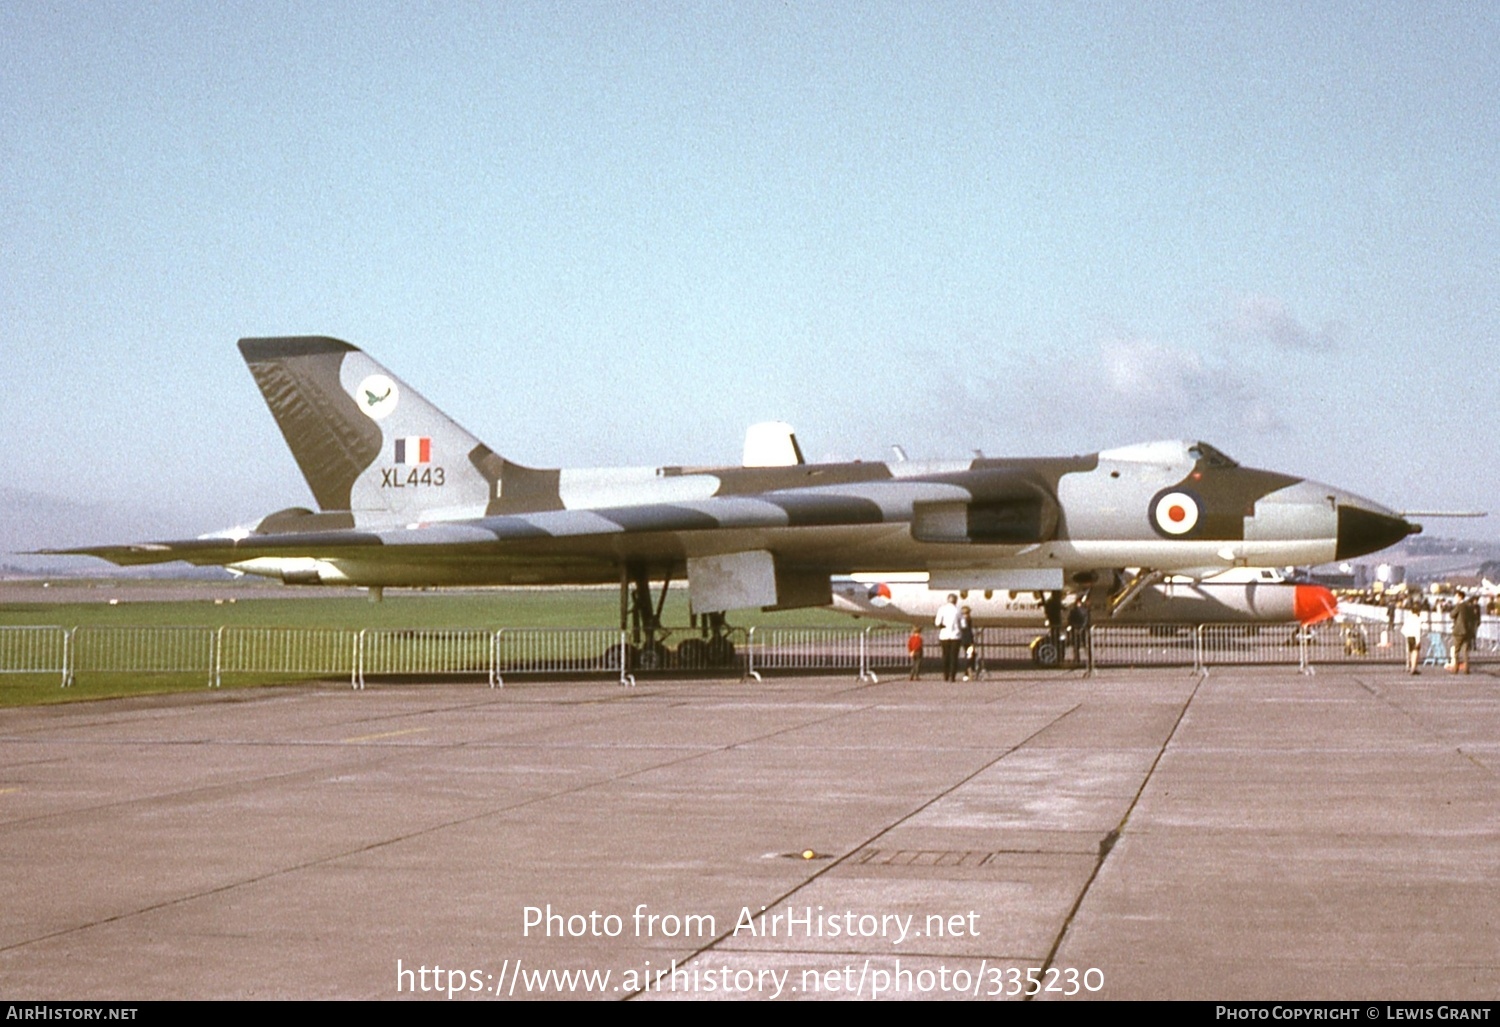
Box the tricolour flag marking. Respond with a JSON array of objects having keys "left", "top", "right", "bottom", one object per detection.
[{"left": 394, "top": 437, "right": 432, "bottom": 465}]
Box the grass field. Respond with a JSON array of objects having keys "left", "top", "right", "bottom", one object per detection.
[{"left": 0, "top": 579, "right": 862, "bottom": 707}]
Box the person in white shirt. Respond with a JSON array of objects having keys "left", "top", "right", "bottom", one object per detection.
[
  {"left": 935, "top": 593, "right": 962, "bottom": 681},
  {"left": 1400, "top": 599, "right": 1424, "bottom": 675}
]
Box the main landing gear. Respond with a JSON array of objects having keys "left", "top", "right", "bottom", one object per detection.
[
  {"left": 611, "top": 565, "right": 737, "bottom": 672},
  {"left": 1030, "top": 571, "right": 1147, "bottom": 667},
  {"left": 1030, "top": 633, "right": 1065, "bottom": 667}
]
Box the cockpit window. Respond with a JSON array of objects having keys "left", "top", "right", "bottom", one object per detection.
[{"left": 1189, "top": 442, "right": 1239, "bottom": 468}]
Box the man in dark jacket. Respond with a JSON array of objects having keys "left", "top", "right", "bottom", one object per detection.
[
  {"left": 1451, "top": 590, "right": 1481, "bottom": 674},
  {"left": 1067, "top": 595, "right": 1092, "bottom": 668}
]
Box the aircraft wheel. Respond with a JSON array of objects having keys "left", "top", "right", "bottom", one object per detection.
[
  {"left": 603, "top": 643, "right": 639, "bottom": 672},
  {"left": 1030, "top": 636, "right": 1063, "bottom": 667},
  {"left": 636, "top": 643, "right": 669, "bottom": 671},
  {"left": 676, "top": 638, "right": 710, "bottom": 670},
  {"left": 706, "top": 637, "right": 737, "bottom": 667}
]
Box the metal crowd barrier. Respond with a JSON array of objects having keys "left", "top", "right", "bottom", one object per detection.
[
  {"left": 358, "top": 628, "right": 497, "bottom": 688},
  {"left": 217, "top": 627, "right": 359, "bottom": 688},
  {"left": 493, "top": 628, "right": 635, "bottom": 688},
  {"left": 977, "top": 626, "right": 1056, "bottom": 664},
  {"left": 0, "top": 626, "right": 70, "bottom": 687},
  {"left": 67, "top": 625, "right": 217, "bottom": 687},
  {"left": 743, "top": 626, "right": 909, "bottom": 682},
  {"left": 1089, "top": 625, "right": 1202, "bottom": 668},
  {"left": 1329, "top": 603, "right": 1500, "bottom": 668},
  {"left": 1195, "top": 624, "right": 1315, "bottom": 673},
  {"left": 2, "top": 620, "right": 1491, "bottom": 690}
]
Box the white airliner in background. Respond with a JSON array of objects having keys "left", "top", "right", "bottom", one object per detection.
[{"left": 831, "top": 568, "right": 1338, "bottom": 627}]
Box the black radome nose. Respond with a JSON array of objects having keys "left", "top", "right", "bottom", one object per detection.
[{"left": 1336, "top": 505, "right": 1419, "bottom": 561}]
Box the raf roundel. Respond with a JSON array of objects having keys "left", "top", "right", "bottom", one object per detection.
[
  {"left": 356, "top": 374, "right": 399, "bottom": 421},
  {"left": 1150, "top": 489, "right": 1202, "bottom": 537}
]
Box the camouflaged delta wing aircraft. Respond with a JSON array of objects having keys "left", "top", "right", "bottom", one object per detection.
[{"left": 60, "top": 336, "right": 1419, "bottom": 656}]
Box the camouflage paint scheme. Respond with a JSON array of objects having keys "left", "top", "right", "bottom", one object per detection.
[{"left": 59, "top": 337, "right": 1417, "bottom": 613}]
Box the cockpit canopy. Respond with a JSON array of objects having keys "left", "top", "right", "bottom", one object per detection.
[
  {"left": 1187, "top": 442, "right": 1239, "bottom": 468},
  {"left": 1097, "top": 440, "right": 1240, "bottom": 468}
]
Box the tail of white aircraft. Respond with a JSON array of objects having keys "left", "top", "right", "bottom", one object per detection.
[{"left": 238, "top": 337, "right": 507, "bottom": 521}]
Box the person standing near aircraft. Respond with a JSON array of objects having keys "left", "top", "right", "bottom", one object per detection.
[
  {"left": 935, "top": 594, "right": 962, "bottom": 681},
  {"left": 907, "top": 626, "right": 925, "bottom": 681},
  {"left": 1044, "top": 591, "right": 1065, "bottom": 653},
  {"left": 1401, "top": 598, "right": 1424, "bottom": 675},
  {"left": 1450, "top": 590, "right": 1480, "bottom": 674},
  {"left": 1067, "top": 595, "right": 1092, "bottom": 667},
  {"left": 959, "top": 605, "right": 978, "bottom": 680}
]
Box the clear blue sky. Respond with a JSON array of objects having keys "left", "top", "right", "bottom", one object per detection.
[{"left": 4, "top": 1, "right": 1495, "bottom": 544}]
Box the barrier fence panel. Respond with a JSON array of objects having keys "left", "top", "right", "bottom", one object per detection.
[
  {"left": 1474, "top": 622, "right": 1500, "bottom": 658},
  {"left": 495, "top": 628, "right": 634, "bottom": 686},
  {"left": 1193, "top": 624, "right": 1311, "bottom": 670},
  {"left": 747, "top": 627, "right": 846, "bottom": 679},
  {"left": 745, "top": 627, "right": 909, "bottom": 680},
  {"left": 217, "top": 627, "right": 360, "bottom": 688},
  {"left": 1325, "top": 604, "right": 1497, "bottom": 667},
  {"left": 860, "top": 627, "right": 917, "bottom": 681},
  {"left": 0, "top": 626, "right": 69, "bottom": 687},
  {"left": 907, "top": 627, "right": 1041, "bottom": 678},
  {"left": 1331, "top": 619, "right": 1405, "bottom": 661},
  {"left": 745, "top": 627, "right": 836, "bottom": 679},
  {"left": 1085, "top": 626, "right": 1199, "bottom": 669},
  {"left": 1300, "top": 621, "right": 1403, "bottom": 667},
  {"left": 1334, "top": 605, "right": 1440, "bottom": 668},
  {"left": 68, "top": 626, "right": 217, "bottom": 687},
  {"left": 356, "top": 628, "right": 498, "bottom": 688},
  {"left": 978, "top": 627, "right": 1055, "bottom": 667}
]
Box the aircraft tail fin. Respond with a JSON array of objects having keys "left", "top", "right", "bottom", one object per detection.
[{"left": 238, "top": 337, "right": 498, "bottom": 518}]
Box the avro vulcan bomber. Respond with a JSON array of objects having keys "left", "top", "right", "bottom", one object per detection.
[{"left": 60, "top": 337, "right": 1417, "bottom": 631}]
